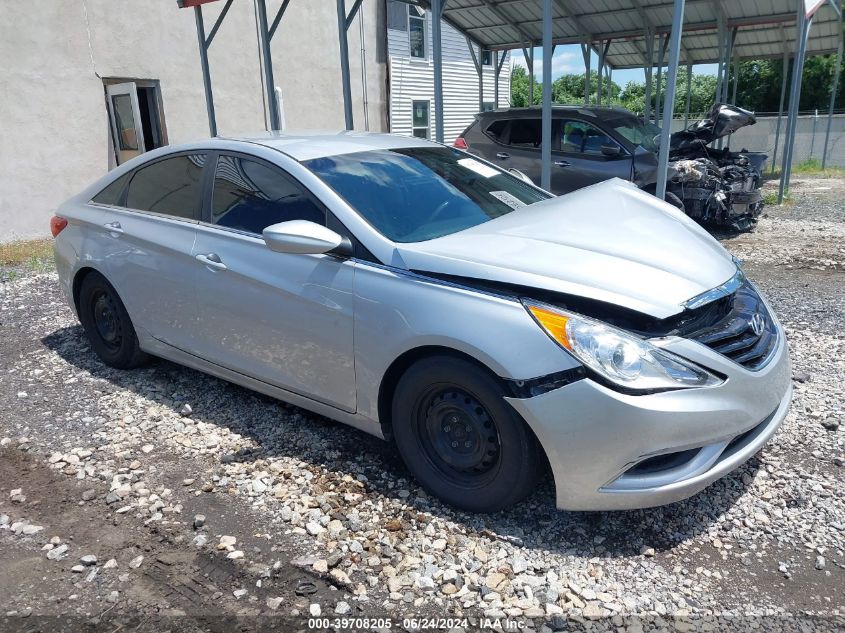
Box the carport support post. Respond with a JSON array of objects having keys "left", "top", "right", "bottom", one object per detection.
[
  {"left": 494, "top": 51, "right": 499, "bottom": 107},
  {"left": 779, "top": 9, "right": 813, "bottom": 204},
  {"left": 683, "top": 63, "right": 692, "bottom": 126},
  {"left": 597, "top": 40, "right": 610, "bottom": 105},
  {"left": 643, "top": 30, "right": 654, "bottom": 122},
  {"left": 432, "top": 0, "right": 445, "bottom": 142},
  {"left": 495, "top": 50, "right": 507, "bottom": 108},
  {"left": 541, "top": 0, "right": 552, "bottom": 190},
  {"left": 523, "top": 45, "right": 535, "bottom": 105},
  {"left": 771, "top": 42, "right": 789, "bottom": 175},
  {"left": 336, "top": 0, "right": 354, "bottom": 130},
  {"left": 822, "top": 22, "right": 843, "bottom": 169},
  {"left": 581, "top": 42, "right": 592, "bottom": 105},
  {"left": 256, "top": 0, "right": 281, "bottom": 131},
  {"left": 655, "top": 34, "right": 667, "bottom": 123},
  {"left": 731, "top": 56, "right": 740, "bottom": 105},
  {"left": 655, "top": 0, "right": 685, "bottom": 202},
  {"left": 715, "top": 14, "right": 726, "bottom": 105},
  {"left": 467, "top": 39, "right": 483, "bottom": 113},
  {"left": 193, "top": 6, "right": 217, "bottom": 137}
]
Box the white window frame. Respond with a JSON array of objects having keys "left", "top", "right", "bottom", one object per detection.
[
  {"left": 408, "top": 6, "right": 427, "bottom": 59},
  {"left": 411, "top": 100, "right": 430, "bottom": 139}
]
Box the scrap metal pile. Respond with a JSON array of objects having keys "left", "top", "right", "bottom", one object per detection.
[{"left": 667, "top": 104, "right": 766, "bottom": 232}]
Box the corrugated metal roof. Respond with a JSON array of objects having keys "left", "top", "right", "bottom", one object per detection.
[{"left": 429, "top": 0, "right": 842, "bottom": 69}]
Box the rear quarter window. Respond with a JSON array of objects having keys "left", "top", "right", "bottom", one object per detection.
[
  {"left": 91, "top": 172, "right": 131, "bottom": 206},
  {"left": 485, "top": 120, "right": 508, "bottom": 142}
]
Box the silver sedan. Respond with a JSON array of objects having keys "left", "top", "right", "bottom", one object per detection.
[{"left": 52, "top": 132, "right": 792, "bottom": 513}]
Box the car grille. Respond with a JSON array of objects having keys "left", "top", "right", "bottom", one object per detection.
[{"left": 688, "top": 281, "right": 778, "bottom": 370}]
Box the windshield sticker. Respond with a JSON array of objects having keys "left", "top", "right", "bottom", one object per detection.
[
  {"left": 457, "top": 157, "right": 500, "bottom": 179},
  {"left": 489, "top": 190, "right": 527, "bottom": 209}
]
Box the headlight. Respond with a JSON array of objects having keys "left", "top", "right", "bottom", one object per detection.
[{"left": 523, "top": 301, "right": 722, "bottom": 392}]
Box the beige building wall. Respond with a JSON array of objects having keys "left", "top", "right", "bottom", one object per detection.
[{"left": 0, "top": 0, "right": 386, "bottom": 243}]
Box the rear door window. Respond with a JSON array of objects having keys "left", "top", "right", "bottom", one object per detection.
[
  {"left": 210, "top": 154, "right": 325, "bottom": 234},
  {"left": 507, "top": 118, "right": 542, "bottom": 148},
  {"left": 125, "top": 153, "right": 207, "bottom": 219}
]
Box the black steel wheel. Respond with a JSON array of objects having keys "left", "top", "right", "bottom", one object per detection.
[
  {"left": 78, "top": 271, "right": 148, "bottom": 369},
  {"left": 392, "top": 355, "right": 541, "bottom": 512}
]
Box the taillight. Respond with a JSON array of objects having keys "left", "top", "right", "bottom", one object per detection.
[
  {"left": 453, "top": 137, "right": 468, "bottom": 150},
  {"left": 50, "top": 215, "right": 68, "bottom": 237}
]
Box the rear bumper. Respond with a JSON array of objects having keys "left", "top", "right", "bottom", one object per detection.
[{"left": 506, "top": 328, "right": 791, "bottom": 511}]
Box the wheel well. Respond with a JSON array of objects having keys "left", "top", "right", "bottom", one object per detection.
[
  {"left": 72, "top": 267, "right": 97, "bottom": 315},
  {"left": 377, "top": 346, "right": 509, "bottom": 441},
  {"left": 377, "top": 346, "right": 553, "bottom": 481}
]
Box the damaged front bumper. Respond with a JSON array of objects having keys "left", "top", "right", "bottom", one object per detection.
[{"left": 506, "top": 329, "right": 791, "bottom": 511}]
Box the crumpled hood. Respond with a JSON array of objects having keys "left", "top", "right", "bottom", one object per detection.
[
  {"left": 395, "top": 179, "right": 737, "bottom": 319},
  {"left": 671, "top": 103, "right": 756, "bottom": 150}
]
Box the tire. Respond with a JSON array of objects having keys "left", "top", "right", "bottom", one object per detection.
[
  {"left": 391, "top": 355, "right": 541, "bottom": 513},
  {"left": 77, "top": 271, "right": 148, "bottom": 369},
  {"left": 663, "top": 191, "right": 685, "bottom": 211}
]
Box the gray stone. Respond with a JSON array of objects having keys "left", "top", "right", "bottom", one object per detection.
[
  {"left": 47, "top": 544, "right": 69, "bottom": 560},
  {"left": 334, "top": 601, "right": 352, "bottom": 615}
]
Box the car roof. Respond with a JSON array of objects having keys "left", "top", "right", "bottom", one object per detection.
[
  {"left": 217, "top": 131, "right": 437, "bottom": 161},
  {"left": 478, "top": 106, "right": 637, "bottom": 122}
]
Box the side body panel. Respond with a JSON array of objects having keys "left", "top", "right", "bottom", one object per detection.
[
  {"left": 551, "top": 150, "right": 633, "bottom": 194},
  {"left": 191, "top": 225, "right": 357, "bottom": 413},
  {"left": 97, "top": 207, "right": 198, "bottom": 348},
  {"left": 351, "top": 263, "right": 581, "bottom": 424},
  {"left": 54, "top": 199, "right": 198, "bottom": 348}
]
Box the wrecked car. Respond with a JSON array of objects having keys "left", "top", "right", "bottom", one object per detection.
[
  {"left": 54, "top": 133, "right": 791, "bottom": 512},
  {"left": 667, "top": 104, "right": 766, "bottom": 231},
  {"left": 456, "top": 103, "right": 766, "bottom": 231}
]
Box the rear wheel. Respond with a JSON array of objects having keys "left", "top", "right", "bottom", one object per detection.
[
  {"left": 391, "top": 356, "right": 541, "bottom": 512},
  {"left": 78, "top": 271, "right": 148, "bottom": 369}
]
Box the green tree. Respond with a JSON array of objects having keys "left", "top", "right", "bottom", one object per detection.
[
  {"left": 510, "top": 65, "right": 541, "bottom": 106},
  {"left": 734, "top": 55, "right": 845, "bottom": 113},
  {"left": 513, "top": 54, "right": 845, "bottom": 115},
  {"left": 511, "top": 66, "right": 620, "bottom": 107}
]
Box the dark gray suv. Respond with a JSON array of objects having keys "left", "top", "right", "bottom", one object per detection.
[{"left": 456, "top": 105, "right": 765, "bottom": 231}]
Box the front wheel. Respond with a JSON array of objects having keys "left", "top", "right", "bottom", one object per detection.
[{"left": 391, "top": 356, "right": 542, "bottom": 512}]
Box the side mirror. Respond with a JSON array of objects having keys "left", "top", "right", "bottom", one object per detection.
[
  {"left": 601, "top": 144, "right": 623, "bottom": 158},
  {"left": 262, "top": 220, "right": 351, "bottom": 256},
  {"left": 508, "top": 168, "right": 535, "bottom": 185}
]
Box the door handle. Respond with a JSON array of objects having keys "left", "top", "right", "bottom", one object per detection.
[
  {"left": 496, "top": 152, "right": 510, "bottom": 159},
  {"left": 195, "top": 252, "right": 227, "bottom": 271},
  {"left": 554, "top": 160, "right": 571, "bottom": 167},
  {"left": 103, "top": 221, "right": 124, "bottom": 235}
]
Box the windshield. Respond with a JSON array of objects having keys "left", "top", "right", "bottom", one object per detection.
[
  {"left": 605, "top": 115, "right": 662, "bottom": 152},
  {"left": 303, "top": 147, "right": 550, "bottom": 243}
]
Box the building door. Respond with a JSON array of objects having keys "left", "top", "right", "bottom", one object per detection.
[{"left": 106, "top": 83, "right": 146, "bottom": 165}]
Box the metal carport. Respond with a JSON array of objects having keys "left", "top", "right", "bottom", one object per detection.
[
  {"left": 419, "top": 0, "right": 843, "bottom": 201},
  {"left": 180, "top": 0, "right": 843, "bottom": 205}
]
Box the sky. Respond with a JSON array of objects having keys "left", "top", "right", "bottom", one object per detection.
[{"left": 510, "top": 45, "right": 718, "bottom": 87}]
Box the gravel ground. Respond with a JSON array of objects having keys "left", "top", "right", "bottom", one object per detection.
[{"left": 1, "top": 176, "right": 844, "bottom": 632}]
